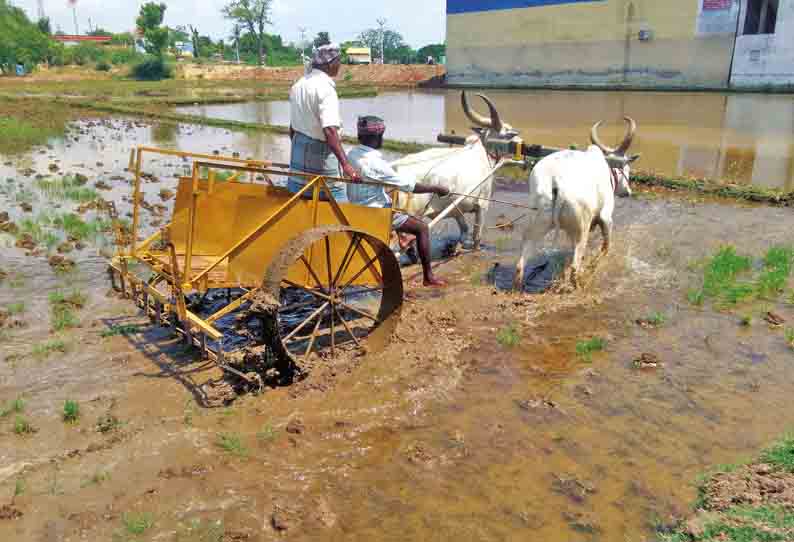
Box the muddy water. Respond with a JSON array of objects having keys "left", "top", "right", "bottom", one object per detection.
[
  {"left": 2, "top": 118, "right": 794, "bottom": 541},
  {"left": 180, "top": 89, "right": 794, "bottom": 190}
]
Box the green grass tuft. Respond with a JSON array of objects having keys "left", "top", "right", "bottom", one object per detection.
[
  {"left": 63, "top": 400, "right": 80, "bottom": 424},
  {"left": 576, "top": 337, "right": 606, "bottom": 362},
  {"left": 0, "top": 397, "right": 25, "bottom": 417},
  {"left": 496, "top": 323, "right": 521, "bottom": 348},
  {"left": 101, "top": 324, "right": 141, "bottom": 338},
  {"left": 760, "top": 436, "right": 794, "bottom": 472},
  {"left": 216, "top": 432, "right": 247, "bottom": 457},
  {"left": 256, "top": 424, "right": 277, "bottom": 442},
  {"left": 122, "top": 512, "right": 154, "bottom": 535},
  {"left": 6, "top": 302, "right": 25, "bottom": 315},
  {"left": 13, "top": 416, "right": 35, "bottom": 435},
  {"left": 32, "top": 339, "right": 68, "bottom": 358}
]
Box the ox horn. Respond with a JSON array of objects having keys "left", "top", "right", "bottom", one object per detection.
[
  {"left": 616, "top": 116, "right": 637, "bottom": 155},
  {"left": 590, "top": 117, "right": 638, "bottom": 155},
  {"left": 476, "top": 93, "right": 504, "bottom": 134},
  {"left": 461, "top": 91, "right": 503, "bottom": 131}
]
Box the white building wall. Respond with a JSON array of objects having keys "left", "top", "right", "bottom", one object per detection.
[{"left": 731, "top": 0, "right": 794, "bottom": 87}]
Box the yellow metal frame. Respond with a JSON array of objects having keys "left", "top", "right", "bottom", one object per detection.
[{"left": 108, "top": 146, "right": 398, "bottom": 366}]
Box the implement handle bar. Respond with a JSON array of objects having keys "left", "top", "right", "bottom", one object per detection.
[{"left": 437, "top": 134, "right": 469, "bottom": 146}]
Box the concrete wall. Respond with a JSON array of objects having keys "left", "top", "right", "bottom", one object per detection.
[
  {"left": 447, "top": 0, "right": 741, "bottom": 88},
  {"left": 731, "top": 0, "right": 794, "bottom": 87}
]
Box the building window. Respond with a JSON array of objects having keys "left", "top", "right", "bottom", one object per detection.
[{"left": 744, "top": 0, "right": 778, "bottom": 35}]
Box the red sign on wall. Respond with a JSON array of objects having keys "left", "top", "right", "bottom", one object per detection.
[{"left": 703, "top": 0, "right": 731, "bottom": 10}]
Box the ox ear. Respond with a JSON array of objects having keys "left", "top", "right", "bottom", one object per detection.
[{"left": 627, "top": 153, "right": 641, "bottom": 163}]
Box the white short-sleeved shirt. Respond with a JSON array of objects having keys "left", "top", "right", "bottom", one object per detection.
[
  {"left": 289, "top": 69, "right": 342, "bottom": 141},
  {"left": 347, "top": 145, "right": 417, "bottom": 208}
]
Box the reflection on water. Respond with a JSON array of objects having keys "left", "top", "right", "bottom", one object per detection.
[{"left": 179, "top": 90, "right": 794, "bottom": 190}]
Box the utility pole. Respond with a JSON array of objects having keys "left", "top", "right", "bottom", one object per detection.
[
  {"left": 298, "top": 26, "right": 308, "bottom": 60},
  {"left": 88, "top": 17, "right": 93, "bottom": 34},
  {"left": 68, "top": 0, "right": 79, "bottom": 35},
  {"left": 36, "top": 0, "right": 45, "bottom": 20},
  {"left": 376, "top": 18, "right": 387, "bottom": 64}
]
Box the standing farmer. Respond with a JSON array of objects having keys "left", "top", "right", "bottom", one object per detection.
[{"left": 287, "top": 43, "right": 361, "bottom": 201}]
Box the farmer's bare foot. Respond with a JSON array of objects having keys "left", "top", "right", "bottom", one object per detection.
[{"left": 423, "top": 277, "right": 448, "bottom": 288}]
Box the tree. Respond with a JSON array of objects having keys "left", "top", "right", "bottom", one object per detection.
[
  {"left": 417, "top": 44, "right": 445, "bottom": 63},
  {"left": 230, "top": 24, "right": 242, "bottom": 63},
  {"left": 358, "top": 28, "right": 406, "bottom": 64},
  {"left": 0, "top": 0, "right": 50, "bottom": 74},
  {"left": 222, "top": 0, "right": 272, "bottom": 66},
  {"left": 87, "top": 28, "right": 113, "bottom": 37},
  {"left": 136, "top": 2, "right": 168, "bottom": 57},
  {"left": 189, "top": 25, "right": 201, "bottom": 58},
  {"left": 36, "top": 17, "right": 51, "bottom": 35},
  {"left": 313, "top": 32, "right": 330, "bottom": 48}
]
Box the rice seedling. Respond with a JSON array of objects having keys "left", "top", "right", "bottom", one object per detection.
[
  {"left": 216, "top": 432, "right": 247, "bottom": 457},
  {"left": 496, "top": 323, "right": 521, "bottom": 348},
  {"left": 256, "top": 424, "right": 277, "bottom": 442},
  {"left": 576, "top": 337, "right": 606, "bottom": 362},
  {"left": 63, "top": 400, "right": 80, "bottom": 423},
  {"left": 49, "top": 289, "right": 86, "bottom": 331},
  {"left": 101, "top": 324, "right": 141, "bottom": 338},
  {"left": 14, "top": 478, "right": 25, "bottom": 497},
  {"left": 6, "top": 302, "right": 25, "bottom": 315},
  {"left": 32, "top": 339, "right": 68, "bottom": 358},
  {"left": 0, "top": 397, "right": 25, "bottom": 417},
  {"left": 785, "top": 328, "right": 794, "bottom": 350},
  {"left": 13, "top": 416, "right": 35, "bottom": 435},
  {"left": 122, "top": 512, "right": 154, "bottom": 535}
]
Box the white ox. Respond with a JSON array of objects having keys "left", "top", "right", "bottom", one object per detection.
[
  {"left": 391, "top": 92, "right": 516, "bottom": 249},
  {"left": 514, "top": 118, "right": 639, "bottom": 289}
]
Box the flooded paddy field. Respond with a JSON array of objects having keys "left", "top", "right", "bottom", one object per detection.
[
  {"left": 1, "top": 114, "right": 794, "bottom": 542},
  {"left": 180, "top": 88, "right": 794, "bottom": 190}
]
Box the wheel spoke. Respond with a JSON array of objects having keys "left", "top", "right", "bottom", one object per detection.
[
  {"left": 332, "top": 234, "right": 361, "bottom": 288},
  {"left": 334, "top": 305, "right": 361, "bottom": 347},
  {"left": 340, "top": 252, "right": 382, "bottom": 291},
  {"left": 304, "top": 309, "right": 325, "bottom": 358},
  {"left": 282, "top": 301, "right": 329, "bottom": 343},
  {"left": 282, "top": 279, "right": 332, "bottom": 302},
  {"left": 329, "top": 300, "right": 335, "bottom": 354},
  {"left": 300, "top": 255, "right": 325, "bottom": 290},
  {"left": 324, "top": 236, "right": 333, "bottom": 288},
  {"left": 337, "top": 301, "right": 380, "bottom": 323}
]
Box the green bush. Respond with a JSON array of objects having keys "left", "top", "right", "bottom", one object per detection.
[
  {"left": 110, "top": 49, "right": 141, "bottom": 66},
  {"left": 95, "top": 60, "right": 111, "bottom": 72},
  {"left": 130, "top": 56, "right": 172, "bottom": 81}
]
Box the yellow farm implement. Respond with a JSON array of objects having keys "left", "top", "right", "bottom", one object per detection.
[{"left": 108, "top": 147, "right": 404, "bottom": 387}]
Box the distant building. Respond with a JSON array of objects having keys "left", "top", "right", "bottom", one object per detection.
[
  {"left": 446, "top": 0, "right": 793, "bottom": 89},
  {"left": 174, "top": 41, "right": 195, "bottom": 58},
  {"left": 346, "top": 47, "right": 373, "bottom": 64},
  {"left": 53, "top": 35, "right": 112, "bottom": 47}
]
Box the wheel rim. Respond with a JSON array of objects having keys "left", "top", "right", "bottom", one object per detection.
[{"left": 262, "top": 226, "right": 403, "bottom": 362}]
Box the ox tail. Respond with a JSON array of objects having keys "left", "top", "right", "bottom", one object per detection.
[{"left": 551, "top": 183, "right": 562, "bottom": 246}]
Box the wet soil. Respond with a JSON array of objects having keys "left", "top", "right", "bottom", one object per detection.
[{"left": 2, "top": 119, "right": 794, "bottom": 542}]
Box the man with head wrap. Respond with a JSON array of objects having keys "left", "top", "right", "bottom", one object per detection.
[
  {"left": 348, "top": 116, "right": 450, "bottom": 287},
  {"left": 287, "top": 43, "right": 361, "bottom": 201}
]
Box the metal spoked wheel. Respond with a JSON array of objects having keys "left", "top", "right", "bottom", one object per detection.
[{"left": 261, "top": 225, "right": 403, "bottom": 363}]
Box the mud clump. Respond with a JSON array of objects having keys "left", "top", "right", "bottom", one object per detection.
[
  {"left": 704, "top": 463, "right": 794, "bottom": 511},
  {"left": 94, "top": 180, "right": 111, "bottom": 190},
  {"left": 15, "top": 234, "right": 36, "bottom": 250},
  {"left": 632, "top": 352, "right": 662, "bottom": 369},
  {"left": 552, "top": 474, "right": 597, "bottom": 504},
  {"left": 285, "top": 419, "right": 305, "bottom": 435},
  {"left": 19, "top": 202, "right": 32, "bottom": 213},
  {"left": 48, "top": 255, "right": 76, "bottom": 272},
  {"left": 0, "top": 504, "right": 23, "bottom": 520},
  {"left": 158, "top": 188, "right": 175, "bottom": 201}
]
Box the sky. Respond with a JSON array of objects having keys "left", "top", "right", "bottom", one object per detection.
[{"left": 12, "top": 0, "right": 447, "bottom": 48}]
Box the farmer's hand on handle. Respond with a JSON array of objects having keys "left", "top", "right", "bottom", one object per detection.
[
  {"left": 342, "top": 162, "right": 362, "bottom": 183},
  {"left": 434, "top": 186, "right": 450, "bottom": 197}
]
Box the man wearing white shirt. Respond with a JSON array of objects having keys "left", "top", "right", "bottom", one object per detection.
[
  {"left": 348, "top": 116, "right": 449, "bottom": 287},
  {"left": 287, "top": 43, "right": 360, "bottom": 201}
]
